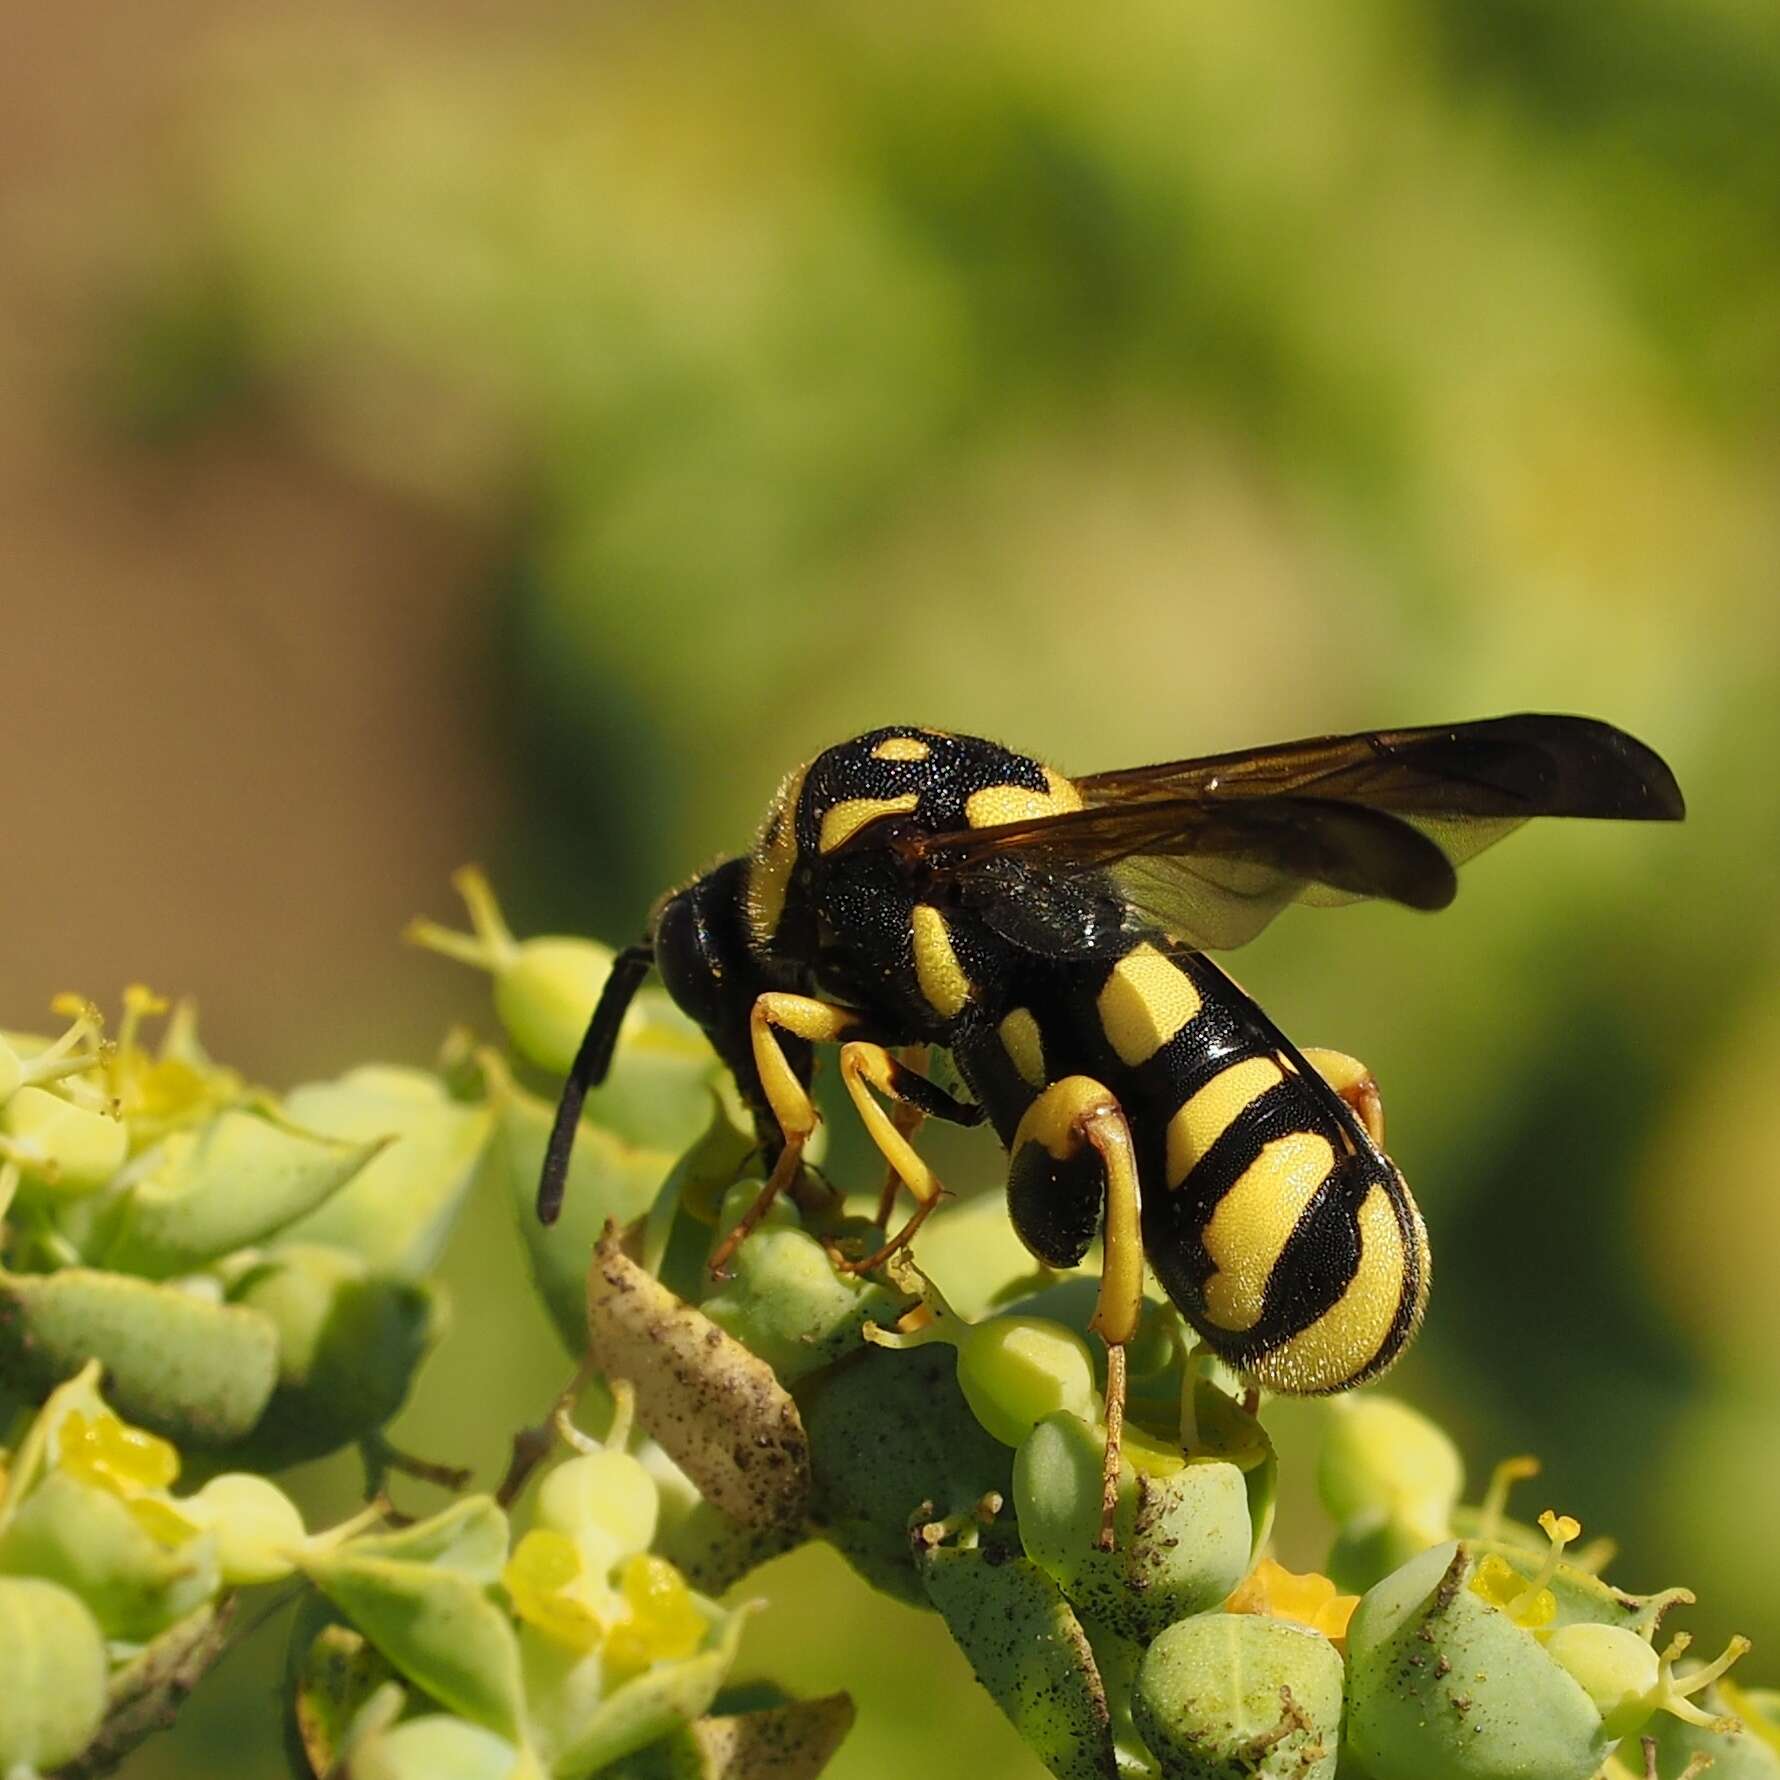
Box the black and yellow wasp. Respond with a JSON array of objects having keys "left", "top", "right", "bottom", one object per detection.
[{"left": 539, "top": 716, "right": 1682, "bottom": 1526}]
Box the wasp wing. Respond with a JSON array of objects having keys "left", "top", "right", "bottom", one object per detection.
[
  {"left": 897, "top": 714, "right": 1682, "bottom": 954},
  {"left": 902, "top": 795, "right": 1459, "bottom": 952}
]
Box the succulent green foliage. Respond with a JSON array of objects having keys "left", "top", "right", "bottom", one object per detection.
[
  {"left": 277, "top": 1067, "right": 495, "bottom": 1277},
  {"left": 0, "top": 1575, "right": 109, "bottom": 1772},
  {"left": 803, "top": 1339, "right": 1014, "bottom": 1606},
  {"left": 495, "top": 1069, "right": 714, "bottom": 1355},
  {"left": 302, "top": 1506, "right": 530, "bottom": 1739},
  {"left": 92, "top": 1106, "right": 388, "bottom": 1279},
  {"left": 920, "top": 1542, "right": 1116, "bottom": 1780},
  {"left": 1133, "top": 1613, "right": 1343, "bottom": 1780},
  {"left": 225, "top": 1243, "right": 442, "bottom": 1468},
  {"left": 0, "top": 1267, "right": 280, "bottom": 1446},
  {"left": 1344, "top": 1540, "right": 1614, "bottom": 1780},
  {"left": 1014, "top": 1410, "right": 1254, "bottom": 1642},
  {"left": 702, "top": 1182, "right": 909, "bottom": 1384}
]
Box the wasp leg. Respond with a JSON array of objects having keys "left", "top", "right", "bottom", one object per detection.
[
  {"left": 708, "top": 993, "right": 862, "bottom": 1279},
  {"left": 875, "top": 1043, "right": 931, "bottom": 1229},
  {"left": 832, "top": 1042, "right": 985, "bottom": 1275},
  {"left": 1007, "top": 1076, "right": 1144, "bottom": 1551},
  {"left": 1301, "top": 1046, "right": 1386, "bottom": 1148}
]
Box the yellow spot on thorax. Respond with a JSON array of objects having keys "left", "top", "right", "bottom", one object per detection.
[
  {"left": 746, "top": 761, "right": 809, "bottom": 947},
  {"left": 818, "top": 794, "right": 920, "bottom": 855},
  {"left": 872, "top": 735, "right": 931, "bottom": 762},
  {"left": 1200, "top": 1130, "right": 1334, "bottom": 1332},
  {"left": 1166, "top": 1056, "right": 1285, "bottom": 1187},
  {"left": 912, "top": 905, "right": 972, "bottom": 1018},
  {"left": 998, "top": 1007, "right": 1046, "bottom": 1087},
  {"left": 964, "top": 766, "right": 1083, "bottom": 828},
  {"left": 1097, "top": 943, "right": 1203, "bottom": 1068},
  {"left": 1246, "top": 1177, "right": 1424, "bottom": 1394}
]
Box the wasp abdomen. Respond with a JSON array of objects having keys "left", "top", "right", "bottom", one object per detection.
[{"left": 1133, "top": 955, "right": 1429, "bottom": 1394}]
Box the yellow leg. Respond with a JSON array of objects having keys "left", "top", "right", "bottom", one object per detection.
[
  {"left": 875, "top": 1044, "right": 931, "bottom": 1228},
  {"left": 1302, "top": 1045, "right": 1386, "bottom": 1147},
  {"left": 1009, "top": 1076, "right": 1144, "bottom": 1549},
  {"left": 833, "top": 1042, "right": 952, "bottom": 1274},
  {"left": 708, "top": 993, "right": 860, "bottom": 1279}
]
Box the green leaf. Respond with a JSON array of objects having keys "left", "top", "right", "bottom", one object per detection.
[
  {"left": 301, "top": 1547, "right": 526, "bottom": 1741},
  {"left": 277, "top": 1068, "right": 495, "bottom": 1277},
  {"left": 0, "top": 1267, "right": 279, "bottom": 1447},
  {"left": 224, "top": 1244, "right": 441, "bottom": 1468},
  {"left": 541, "top": 1596, "right": 755, "bottom": 1780},
  {"left": 920, "top": 1545, "right": 1114, "bottom": 1780},
  {"left": 95, "top": 1106, "right": 388, "bottom": 1277}
]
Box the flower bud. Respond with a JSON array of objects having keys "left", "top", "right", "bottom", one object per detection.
[
  {"left": 181, "top": 1472, "right": 307, "bottom": 1584},
  {"left": 1133, "top": 1612, "right": 1343, "bottom": 1780},
  {"left": 0, "top": 1468, "right": 219, "bottom": 1640},
  {"left": 407, "top": 867, "right": 621, "bottom": 1077},
  {"left": 1013, "top": 1409, "right": 1253, "bottom": 1640},
  {"left": 863, "top": 1283, "right": 1099, "bottom": 1448},
  {"left": 348, "top": 1714, "right": 529, "bottom": 1780},
  {"left": 534, "top": 1449, "right": 660, "bottom": 1573},
  {"left": 702, "top": 1182, "right": 909, "bottom": 1384},
  {"left": 0, "top": 1576, "right": 108, "bottom": 1772}
]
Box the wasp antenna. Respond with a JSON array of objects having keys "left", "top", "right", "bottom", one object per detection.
[{"left": 536, "top": 941, "right": 654, "bottom": 1225}]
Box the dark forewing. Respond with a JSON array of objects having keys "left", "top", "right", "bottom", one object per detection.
[
  {"left": 897, "top": 713, "right": 1682, "bottom": 955},
  {"left": 905, "top": 795, "right": 1458, "bottom": 951}
]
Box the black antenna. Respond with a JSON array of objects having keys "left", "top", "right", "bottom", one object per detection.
[{"left": 536, "top": 941, "right": 654, "bottom": 1224}]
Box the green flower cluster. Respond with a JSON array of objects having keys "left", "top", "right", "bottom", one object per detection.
[
  {"left": 0, "top": 985, "right": 485, "bottom": 1470},
  {"left": 2, "top": 870, "right": 1770, "bottom": 1780},
  {"left": 0, "top": 1361, "right": 337, "bottom": 1772}
]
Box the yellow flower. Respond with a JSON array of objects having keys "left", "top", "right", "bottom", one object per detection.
[
  {"left": 56, "top": 1408, "right": 180, "bottom": 1497},
  {"left": 603, "top": 1555, "right": 706, "bottom": 1679},
  {"left": 502, "top": 1529, "right": 605, "bottom": 1652},
  {"left": 1224, "top": 1558, "right": 1358, "bottom": 1644}
]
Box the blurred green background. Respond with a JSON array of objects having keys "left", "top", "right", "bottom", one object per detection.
[{"left": 4, "top": 0, "right": 1778, "bottom": 1774}]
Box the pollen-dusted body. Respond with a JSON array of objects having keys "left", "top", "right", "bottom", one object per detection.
[{"left": 538, "top": 714, "right": 1682, "bottom": 1538}]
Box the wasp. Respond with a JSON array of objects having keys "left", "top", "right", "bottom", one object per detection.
[{"left": 539, "top": 715, "right": 1682, "bottom": 1537}]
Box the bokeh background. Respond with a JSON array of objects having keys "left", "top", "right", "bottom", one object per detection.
[{"left": 5, "top": 1, "right": 1779, "bottom": 1774}]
